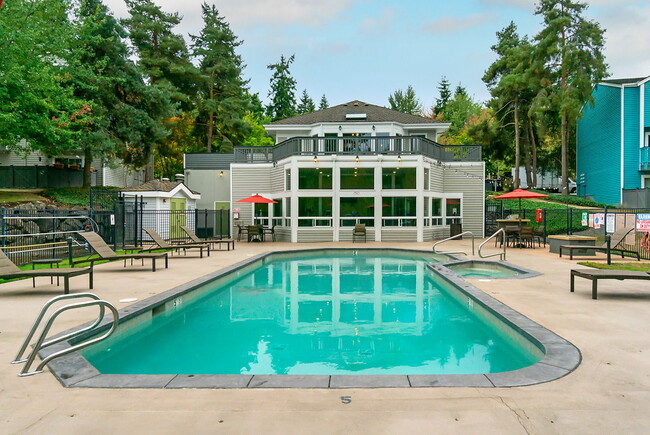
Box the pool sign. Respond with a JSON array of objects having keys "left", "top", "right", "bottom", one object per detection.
[
  {"left": 581, "top": 212, "right": 588, "bottom": 226},
  {"left": 636, "top": 213, "right": 650, "bottom": 231},
  {"left": 593, "top": 213, "right": 604, "bottom": 229}
]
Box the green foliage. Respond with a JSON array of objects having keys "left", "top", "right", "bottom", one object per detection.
[
  {"left": 319, "top": 94, "right": 329, "bottom": 110},
  {"left": 45, "top": 186, "right": 117, "bottom": 207},
  {"left": 240, "top": 113, "right": 275, "bottom": 147},
  {"left": 532, "top": 191, "right": 613, "bottom": 208},
  {"left": 388, "top": 85, "right": 422, "bottom": 115},
  {"left": 433, "top": 77, "right": 452, "bottom": 116},
  {"left": 266, "top": 54, "right": 298, "bottom": 121},
  {"left": 155, "top": 112, "right": 203, "bottom": 178},
  {"left": 577, "top": 262, "right": 650, "bottom": 272},
  {"left": 439, "top": 92, "right": 482, "bottom": 137},
  {"left": 297, "top": 89, "right": 316, "bottom": 114},
  {"left": 192, "top": 3, "right": 251, "bottom": 153}
]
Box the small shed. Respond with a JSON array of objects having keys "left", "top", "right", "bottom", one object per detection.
[{"left": 121, "top": 181, "right": 201, "bottom": 239}]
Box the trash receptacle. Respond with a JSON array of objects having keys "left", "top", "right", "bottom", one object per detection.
[{"left": 450, "top": 223, "right": 462, "bottom": 239}]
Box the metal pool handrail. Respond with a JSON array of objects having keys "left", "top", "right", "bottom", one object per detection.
[
  {"left": 433, "top": 231, "right": 475, "bottom": 256},
  {"left": 479, "top": 228, "right": 507, "bottom": 261}
]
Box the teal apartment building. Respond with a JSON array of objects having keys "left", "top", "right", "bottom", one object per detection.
[{"left": 577, "top": 75, "right": 650, "bottom": 206}]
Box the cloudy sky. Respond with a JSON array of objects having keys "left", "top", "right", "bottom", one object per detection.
[{"left": 103, "top": 0, "right": 650, "bottom": 110}]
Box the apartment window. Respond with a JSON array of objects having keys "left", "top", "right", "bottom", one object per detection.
[
  {"left": 382, "top": 168, "right": 416, "bottom": 189},
  {"left": 446, "top": 198, "right": 461, "bottom": 217},
  {"left": 299, "top": 168, "right": 332, "bottom": 189},
  {"left": 382, "top": 197, "right": 416, "bottom": 227},
  {"left": 340, "top": 197, "right": 374, "bottom": 227},
  {"left": 298, "top": 197, "right": 332, "bottom": 226},
  {"left": 340, "top": 168, "right": 374, "bottom": 189}
]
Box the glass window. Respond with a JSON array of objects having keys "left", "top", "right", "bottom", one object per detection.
[
  {"left": 340, "top": 197, "right": 374, "bottom": 217},
  {"left": 432, "top": 199, "right": 442, "bottom": 216},
  {"left": 424, "top": 197, "right": 429, "bottom": 217},
  {"left": 446, "top": 198, "right": 461, "bottom": 216},
  {"left": 273, "top": 199, "right": 283, "bottom": 217},
  {"left": 382, "top": 197, "right": 416, "bottom": 217},
  {"left": 254, "top": 203, "right": 269, "bottom": 217},
  {"left": 299, "top": 168, "right": 332, "bottom": 189},
  {"left": 298, "top": 197, "right": 332, "bottom": 217},
  {"left": 340, "top": 168, "right": 374, "bottom": 189},
  {"left": 285, "top": 169, "right": 291, "bottom": 190},
  {"left": 382, "top": 168, "right": 416, "bottom": 189}
]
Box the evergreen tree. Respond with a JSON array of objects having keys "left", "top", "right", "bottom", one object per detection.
[
  {"left": 388, "top": 85, "right": 422, "bottom": 115},
  {"left": 454, "top": 85, "right": 468, "bottom": 98},
  {"left": 297, "top": 89, "right": 316, "bottom": 114},
  {"left": 433, "top": 77, "right": 452, "bottom": 116},
  {"left": 533, "top": 0, "right": 607, "bottom": 194},
  {"left": 192, "top": 3, "right": 251, "bottom": 152},
  {"left": 266, "top": 54, "right": 297, "bottom": 121},
  {"left": 319, "top": 94, "right": 329, "bottom": 110}
]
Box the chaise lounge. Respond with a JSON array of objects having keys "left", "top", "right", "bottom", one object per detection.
[
  {"left": 560, "top": 227, "right": 640, "bottom": 260},
  {"left": 74, "top": 231, "right": 168, "bottom": 271},
  {"left": 570, "top": 268, "right": 650, "bottom": 299},
  {"left": 180, "top": 225, "right": 235, "bottom": 251},
  {"left": 0, "top": 248, "right": 93, "bottom": 294},
  {"left": 143, "top": 228, "right": 210, "bottom": 258}
]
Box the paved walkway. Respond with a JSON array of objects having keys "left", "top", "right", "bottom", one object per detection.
[{"left": 2, "top": 241, "right": 650, "bottom": 434}]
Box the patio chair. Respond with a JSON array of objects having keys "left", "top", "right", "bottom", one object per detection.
[
  {"left": 534, "top": 226, "right": 546, "bottom": 247},
  {"left": 236, "top": 225, "right": 248, "bottom": 242},
  {"left": 352, "top": 224, "right": 367, "bottom": 243},
  {"left": 180, "top": 225, "right": 235, "bottom": 251},
  {"left": 143, "top": 228, "right": 210, "bottom": 258},
  {"left": 559, "top": 227, "right": 640, "bottom": 260},
  {"left": 519, "top": 226, "right": 535, "bottom": 248},
  {"left": 262, "top": 225, "right": 276, "bottom": 242},
  {"left": 247, "top": 225, "right": 262, "bottom": 242},
  {"left": 0, "top": 248, "right": 93, "bottom": 294},
  {"left": 74, "top": 231, "right": 168, "bottom": 271}
]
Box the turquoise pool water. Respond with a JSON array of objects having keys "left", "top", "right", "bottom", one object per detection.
[
  {"left": 446, "top": 261, "right": 523, "bottom": 278},
  {"left": 83, "top": 250, "right": 542, "bottom": 375}
]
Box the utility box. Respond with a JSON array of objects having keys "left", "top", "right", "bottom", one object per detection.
[{"left": 450, "top": 223, "right": 462, "bottom": 239}]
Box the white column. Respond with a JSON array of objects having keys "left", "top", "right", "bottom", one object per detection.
[
  {"left": 332, "top": 161, "right": 340, "bottom": 241},
  {"left": 416, "top": 157, "right": 424, "bottom": 242},
  {"left": 374, "top": 165, "right": 382, "bottom": 241},
  {"left": 290, "top": 161, "right": 299, "bottom": 242}
]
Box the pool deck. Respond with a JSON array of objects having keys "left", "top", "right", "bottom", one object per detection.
[{"left": 2, "top": 241, "right": 650, "bottom": 433}]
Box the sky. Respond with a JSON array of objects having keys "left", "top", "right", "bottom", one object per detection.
[{"left": 103, "top": 0, "right": 650, "bottom": 111}]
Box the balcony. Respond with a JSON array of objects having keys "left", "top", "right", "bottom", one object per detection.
[
  {"left": 640, "top": 147, "right": 650, "bottom": 171},
  {"left": 233, "top": 136, "right": 482, "bottom": 164}
]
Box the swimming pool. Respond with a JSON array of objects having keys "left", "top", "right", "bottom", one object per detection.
[
  {"left": 444, "top": 260, "right": 540, "bottom": 279},
  {"left": 46, "top": 249, "right": 580, "bottom": 388}
]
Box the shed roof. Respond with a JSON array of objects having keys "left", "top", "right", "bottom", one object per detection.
[
  {"left": 122, "top": 181, "right": 199, "bottom": 195},
  {"left": 601, "top": 76, "right": 649, "bottom": 86},
  {"left": 266, "top": 100, "right": 446, "bottom": 126}
]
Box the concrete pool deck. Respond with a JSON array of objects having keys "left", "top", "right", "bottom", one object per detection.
[{"left": 2, "top": 241, "right": 650, "bottom": 433}]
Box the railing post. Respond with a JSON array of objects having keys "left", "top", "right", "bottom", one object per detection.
[
  {"left": 1, "top": 207, "right": 5, "bottom": 248},
  {"left": 67, "top": 237, "right": 73, "bottom": 265}
]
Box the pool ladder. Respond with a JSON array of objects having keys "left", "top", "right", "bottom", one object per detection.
[
  {"left": 12, "top": 293, "right": 119, "bottom": 377},
  {"left": 478, "top": 228, "right": 507, "bottom": 261},
  {"left": 433, "top": 231, "right": 475, "bottom": 256}
]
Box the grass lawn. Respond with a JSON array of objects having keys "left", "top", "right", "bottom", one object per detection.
[
  {"left": 0, "top": 190, "right": 49, "bottom": 205},
  {"left": 577, "top": 262, "right": 650, "bottom": 272}
]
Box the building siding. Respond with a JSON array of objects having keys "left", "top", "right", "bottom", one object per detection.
[
  {"left": 429, "top": 163, "right": 443, "bottom": 191},
  {"left": 443, "top": 163, "right": 484, "bottom": 236},
  {"left": 231, "top": 165, "right": 273, "bottom": 229},
  {"left": 270, "top": 165, "right": 284, "bottom": 192},
  {"left": 381, "top": 229, "right": 418, "bottom": 241},
  {"left": 577, "top": 84, "right": 622, "bottom": 205},
  {"left": 645, "top": 82, "right": 650, "bottom": 128},
  {"left": 623, "top": 86, "right": 640, "bottom": 189},
  {"left": 297, "top": 229, "right": 334, "bottom": 242}
]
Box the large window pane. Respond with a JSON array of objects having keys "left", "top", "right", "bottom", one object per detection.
[
  {"left": 254, "top": 203, "right": 269, "bottom": 217},
  {"left": 299, "top": 168, "right": 332, "bottom": 189},
  {"left": 432, "top": 198, "right": 442, "bottom": 216},
  {"left": 298, "top": 197, "right": 332, "bottom": 217},
  {"left": 382, "top": 197, "right": 416, "bottom": 217},
  {"left": 340, "top": 168, "right": 374, "bottom": 189},
  {"left": 273, "top": 199, "right": 283, "bottom": 217},
  {"left": 446, "top": 198, "right": 461, "bottom": 216},
  {"left": 382, "top": 168, "right": 416, "bottom": 189},
  {"left": 340, "top": 197, "right": 374, "bottom": 218}
]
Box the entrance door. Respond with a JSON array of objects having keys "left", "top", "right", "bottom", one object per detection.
[{"left": 170, "top": 197, "right": 186, "bottom": 239}]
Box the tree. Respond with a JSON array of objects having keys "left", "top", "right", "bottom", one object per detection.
[
  {"left": 533, "top": 0, "right": 607, "bottom": 194},
  {"left": 388, "top": 85, "right": 422, "bottom": 115},
  {"left": 454, "top": 85, "right": 468, "bottom": 98},
  {"left": 439, "top": 92, "right": 482, "bottom": 138},
  {"left": 266, "top": 54, "right": 297, "bottom": 121},
  {"left": 70, "top": 0, "right": 171, "bottom": 187},
  {"left": 122, "top": 0, "right": 199, "bottom": 179},
  {"left": 192, "top": 3, "right": 251, "bottom": 152},
  {"left": 297, "top": 89, "right": 315, "bottom": 114},
  {"left": 433, "top": 77, "right": 452, "bottom": 117},
  {"left": 319, "top": 94, "right": 329, "bottom": 110}
]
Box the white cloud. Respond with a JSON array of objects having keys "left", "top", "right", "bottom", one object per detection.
[
  {"left": 359, "top": 7, "right": 396, "bottom": 34},
  {"left": 598, "top": 4, "right": 650, "bottom": 78},
  {"left": 422, "top": 13, "right": 494, "bottom": 35}
]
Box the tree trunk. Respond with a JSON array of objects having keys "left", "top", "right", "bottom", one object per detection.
[
  {"left": 206, "top": 71, "right": 215, "bottom": 153},
  {"left": 514, "top": 100, "right": 521, "bottom": 189},
  {"left": 523, "top": 118, "right": 533, "bottom": 188},
  {"left": 82, "top": 148, "right": 93, "bottom": 189},
  {"left": 529, "top": 120, "right": 538, "bottom": 188},
  {"left": 561, "top": 109, "right": 568, "bottom": 195}
]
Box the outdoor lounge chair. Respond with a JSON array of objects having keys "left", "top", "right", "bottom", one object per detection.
[
  {"left": 559, "top": 227, "right": 640, "bottom": 260},
  {"left": 570, "top": 268, "right": 650, "bottom": 299},
  {"left": 0, "top": 248, "right": 92, "bottom": 294},
  {"left": 75, "top": 231, "right": 168, "bottom": 271},
  {"left": 143, "top": 228, "right": 210, "bottom": 258},
  {"left": 180, "top": 225, "right": 235, "bottom": 250},
  {"left": 352, "top": 224, "right": 367, "bottom": 242}
]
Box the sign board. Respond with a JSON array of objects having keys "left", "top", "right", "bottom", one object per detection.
[
  {"left": 605, "top": 214, "right": 614, "bottom": 232},
  {"left": 593, "top": 213, "right": 605, "bottom": 229},
  {"left": 110, "top": 214, "right": 115, "bottom": 225},
  {"left": 636, "top": 213, "right": 650, "bottom": 231},
  {"left": 581, "top": 212, "right": 588, "bottom": 226},
  {"left": 232, "top": 208, "right": 240, "bottom": 212}
]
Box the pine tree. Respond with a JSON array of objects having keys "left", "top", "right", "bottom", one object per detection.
[
  {"left": 434, "top": 77, "right": 452, "bottom": 116},
  {"left": 388, "top": 85, "right": 422, "bottom": 115},
  {"left": 319, "top": 94, "right": 329, "bottom": 110},
  {"left": 192, "top": 3, "right": 251, "bottom": 152},
  {"left": 296, "top": 89, "right": 316, "bottom": 114},
  {"left": 266, "top": 54, "right": 297, "bottom": 121},
  {"left": 454, "top": 85, "right": 468, "bottom": 98},
  {"left": 533, "top": 0, "right": 607, "bottom": 194}
]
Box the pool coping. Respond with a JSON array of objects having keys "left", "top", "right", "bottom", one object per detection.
[
  {"left": 440, "top": 259, "right": 542, "bottom": 280},
  {"left": 40, "top": 248, "right": 581, "bottom": 389}
]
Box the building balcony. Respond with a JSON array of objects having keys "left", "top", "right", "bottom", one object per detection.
[
  {"left": 233, "top": 136, "right": 482, "bottom": 164},
  {"left": 640, "top": 147, "right": 650, "bottom": 171}
]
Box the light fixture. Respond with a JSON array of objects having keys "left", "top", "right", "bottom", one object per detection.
[
  {"left": 397, "top": 154, "right": 402, "bottom": 162},
  {"left": 219, "top": 171, "right": 224, "bottom": 177},
  {"left": 313, "top": 154, "right": 318, "bottom": 163},
  {"left": 372, "top": 125, "right": 376, "bottom": 131},
  {"left": 355, "top": 155, "right": 360, "bottom": 163},
  {"left": 339, "top": 125, "right": 342, "bottom": 131}
]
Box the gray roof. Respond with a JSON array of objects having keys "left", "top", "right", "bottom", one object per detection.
[
  {"left": 122, "top": 181, "right": 199, "bottom": 195},
  {"left": 267, "top": 100, "right": 446, "bottom": 126},
  {"left": 601, "top": 76, "right": 649, "bottom": 85},
  {"left": 185, "top": 153, "right": 234, "bottom": 170}
]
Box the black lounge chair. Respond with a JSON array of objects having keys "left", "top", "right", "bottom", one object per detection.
[
  {"left": 570, "top": 268, "right": 650, "bottom": 299},
  {"left": 0, "top": 248, "right": 92, "bottom": 294},
  {"left": 560, "top": 227, "right": 640, "bottom": 260},
  {"left": 143, "top": 228, "right": 210, "bottom": 258},
  {"left": 180, "top": 225, "right": 235, "bottom": 250},
  {"left": 74, "top": 231, "right": 168, "bottom": 271}
]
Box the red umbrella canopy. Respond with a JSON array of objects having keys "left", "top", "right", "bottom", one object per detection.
[
  {"left": 236, "top": 194, "right": 278, "bottom": 204},
  {"left": 493, "top": 189, "right": 548, "bottom": 199}
]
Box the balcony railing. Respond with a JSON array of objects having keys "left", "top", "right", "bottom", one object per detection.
[
  {"left": 233, "top": 136, "right": 482, "bottom": 164},
  {"left": 640, "top": 147, "right": 650, "bottom": 171}
]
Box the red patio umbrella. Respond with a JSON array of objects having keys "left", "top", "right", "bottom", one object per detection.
[
  {"left": 493, "top": 189, "right": 548, "bottom": 218},
  {"left": 236, "top": 194, "right": 278, "bottom": 204}
]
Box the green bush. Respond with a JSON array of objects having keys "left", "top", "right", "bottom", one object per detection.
[
  {"left": 45, "top": 186, "right": 118, "bottom": 207},
  {"left": 529, "top": 190, "right": 614, "bottom": 208}
]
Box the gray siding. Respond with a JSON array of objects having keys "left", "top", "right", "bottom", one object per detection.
[
  {"left": 184, "top": 169, "right": 230, "bottom": 209},
  {"left": 274, "top": 228, "right": 291, "bottom": 242},
  {"left": 424, "top": 227, "right": 450, "bottom": 241},
  {"left": 103, "top": 165, "right": 145, "bottom": 188},
  {"left": 231, "top": 166, "right": 273, "bottom": 229},
  {"left": 381, "top": 229, "right": 418, "bottom": 241},
  {"left": 185, "top": 153, "right": 234, "bottom": 170},
  {"left": 430, "top": 164, "right": 444, "bottom": 191},
  {"left": 270, "top": 166, "right": 285, "bottom": 192},
  {"left": 297, "top": 229, "right": 334, "bottom": 242},
  {"left": 338, "top": 228, "right": 375, "bottom": 241},
  {"left": 443, "top": 163, "right": 484, "bottom": 236}
]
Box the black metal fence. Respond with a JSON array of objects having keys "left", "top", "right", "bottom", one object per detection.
[{"left": 0, "top": 165, "right": 97, "bottom": 188}]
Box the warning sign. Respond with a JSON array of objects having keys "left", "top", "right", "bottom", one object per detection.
[{"left": 636, "top": 213, "right": 650, "bottom": 232}]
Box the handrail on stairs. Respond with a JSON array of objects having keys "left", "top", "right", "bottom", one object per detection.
[
  {"left": 432, "top": 231, "right": 475, "bottom": 256},
  {"left": 479, "top": 228, "right": 507, "bottom": 261}
]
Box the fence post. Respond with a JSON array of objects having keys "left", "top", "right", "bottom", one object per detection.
[
  {"left": 1, "top": 207, "right": 5, "bottom": 248},
  {"left": 52, "top": 209, "right": 57, "bottom": 258},
  {"left": 606, "top": 234, "right": 611, "bottom": 265},
  {"left": 67, "top": 237, "right": 74, "bottom": 265}
]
